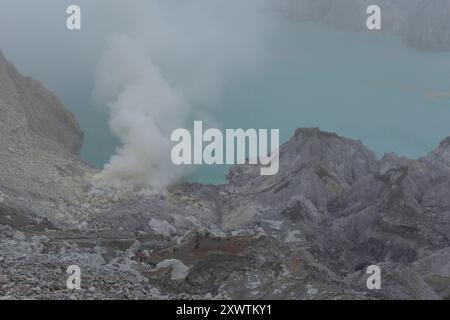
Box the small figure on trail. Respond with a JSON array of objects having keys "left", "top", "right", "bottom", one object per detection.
[
  {"left": 135, "top": 250, "right": 147, "bottom": 262},
  {"left": 194, "top": 231, "right": 201, "bottom": 249},
  {"left": 194, "top": 239, "right": 200, "bottom": 249}
]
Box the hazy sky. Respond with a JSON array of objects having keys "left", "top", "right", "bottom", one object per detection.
[
  {"left": 0, "top": 0, "right": 279, "bottom": 186},
  {"left": 0, "top": 0, "right": 137, "bottom": 167}
]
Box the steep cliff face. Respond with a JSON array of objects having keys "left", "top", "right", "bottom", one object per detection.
[
  {"left": 219, "top": 128, "right": 450, "bottom": 299},
  {"left": 275, "top": 0, "right": 450, "bottom": 52},
  {"left": 0, "top": 51, "right": 94, "bottom": 214},
  {"left": 0, "top": 50, "right": 83, "bottom": 155}
]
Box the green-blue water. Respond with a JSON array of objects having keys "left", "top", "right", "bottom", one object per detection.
[
  {"left": 11, "top": 21, "right": 450, "bottom": 184},
  {"left": 184, "top": 22, "right": 450, "bottom": 183}
]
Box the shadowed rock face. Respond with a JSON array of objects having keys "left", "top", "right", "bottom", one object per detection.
[
  {"left": 0, "top": 51, "right": 94, "bottom": 202},
  {"left": 0, "top": 50, "right": 83, "bottom": 155},
  {"left": 0, "top": 52, "right": 449, "bottom": 300},
  {"left": 275, "top": 0, "right": 450, "bottom": 52}
]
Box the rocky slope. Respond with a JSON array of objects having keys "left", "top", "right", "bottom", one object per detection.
[
  {"left": 0, "top": 51, "right": 449, "bottom": 300},
  {"left": 0, "top": 50, "right": 94, "bottom": 197},
  {"left": 274, "top": 0, "right": 450, "bottom": 52}
]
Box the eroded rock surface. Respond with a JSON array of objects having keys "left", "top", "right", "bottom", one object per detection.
[{"left": 0, "top": 51, "right": 449, "bottom": 300}]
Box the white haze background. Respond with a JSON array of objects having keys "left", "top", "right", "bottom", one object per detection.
[{"left": 92, "top": 0, "right": 276, "bottom": 189}]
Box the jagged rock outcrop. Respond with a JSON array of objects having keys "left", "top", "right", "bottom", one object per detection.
[
  {"left": 0, "top": 50, "right": 95, "bottom": 206},
  {"left": 0, "top": 52, "right": 449, "bottom": 300},
  {"left": 0, "top": 51, "right": 83, "bottom": 156}
]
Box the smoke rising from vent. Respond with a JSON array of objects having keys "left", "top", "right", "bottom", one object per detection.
[
  {"left": 93, "top": 0, "right": 275, "bottom": 190},
  {"left": 94, "top": 35, "right": 188, "bottom": 189}
]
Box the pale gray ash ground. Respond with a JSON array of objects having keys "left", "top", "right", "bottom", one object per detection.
[{"left": 1, "top": 50, "right": 449, "bottom": 300}]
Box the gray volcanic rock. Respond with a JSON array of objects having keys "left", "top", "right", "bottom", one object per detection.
[
  {"left": 403, "top": 0, "right": 450, "bottom": 52},
  {"left": 0, "top": 52, "right": 449, "bottom": 300},
  {"left": 0, "top": 51, "right": 95, "bottom": 207},
  {"left": 420, "top": 137, "right": 450, "bottom": 178},
  {"left": 275, "top": 0, "right": 450, "bottom": 52},
  {"left": 0, "top": 50, "right": 83, "bottom": 156}
]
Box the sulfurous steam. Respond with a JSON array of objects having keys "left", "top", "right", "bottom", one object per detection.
[
  {"left": 93, "top": 35, "right": 189, "bottom": 190},
  {"left": 93, "top": 0, "right": 275, "bottom": 191}
]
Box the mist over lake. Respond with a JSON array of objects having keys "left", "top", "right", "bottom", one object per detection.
[
  {"left": 2, "top": 16, "right": 450, "bottom": 184},
  {"left": 2, "top": 1, "right": 450, "bottom": 301},
  {"left": 175, "top": 21, "right": 450, "bottom": 184}
]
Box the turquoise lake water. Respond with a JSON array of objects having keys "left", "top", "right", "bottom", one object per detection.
[
  {"left": 6, "top": 20, "right": 450, "bottom": 184},
  {"left": 183, "top": 22, "right": 450, "bottom": 184}
]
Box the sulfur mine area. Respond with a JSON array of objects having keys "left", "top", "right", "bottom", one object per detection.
[{"left": 0, "top": 51, "right": 449, "bottom": 300}]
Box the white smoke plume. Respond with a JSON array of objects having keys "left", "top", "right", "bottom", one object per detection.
[
  {"left": 93, "top": 35, "right": 188, "bottom": 190},
  {"left": 93, "top": 0, "right": 276, "bottom": 190}
]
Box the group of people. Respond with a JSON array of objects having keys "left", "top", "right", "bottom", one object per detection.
[{"left": 193, "top": 231, "right": 232, "bottom": 250}]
